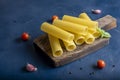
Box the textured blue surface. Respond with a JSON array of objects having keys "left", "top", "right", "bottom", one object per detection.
[{"left": 0, "top": 0, "right": 120, "bottom": 80}]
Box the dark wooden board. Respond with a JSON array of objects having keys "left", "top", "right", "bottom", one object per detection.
[
  {"left": 96, "top": 15, "right": 116, "bottom": 30},
  {"left": 33, "top": 15, "right": 117, "bottom": 67}
]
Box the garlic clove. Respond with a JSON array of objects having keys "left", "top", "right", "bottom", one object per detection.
[
  {"left": 92, "top": 9, "right": 101, "bottom": 14},
  {"left": 26, "top": 63, "right": 37, "bottom": 72}
]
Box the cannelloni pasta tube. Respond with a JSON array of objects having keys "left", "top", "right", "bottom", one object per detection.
[
  {"left": 53, "top": 19, "right": 88, "bottom": 34},
  {"left": 62, "top": 15, "right": 98, "bottom": 29},
  {"left": 79, "top": 13, "right": 91, "bottom": 20},
  {"left": 79, "top": 13, "right": 101, "bottom": 38},
  {"left": 88, "top": 28, "right": 96, "bottom": 34},
  {"left": 74, "top": 33, "right": 85, "bottom": 45},
  {"left": 79, "top": 13, "right": 96, "bottom": 34},
  {"left": 63, "top": 40, "right": 76, "bottom": 51},
  {"left": 48, "top": 35, "right": 63, "bottom": 57},
  {"left": 41, "top": 22, "right": 74, "bottom": 43},
  {"left": 84, "top": 33, "right": 95, "bottom": 44},
  {"left": 92, "top": 30, "right": 101, "bottom": 38}
]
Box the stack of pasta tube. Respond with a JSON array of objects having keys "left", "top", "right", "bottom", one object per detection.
[{"left": 40, "top": 13, "right": 101, "bottom": 57}]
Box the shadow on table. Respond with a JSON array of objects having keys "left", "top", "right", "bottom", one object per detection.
[{"left": 33, "top": 42, "right": 55, "bottom": 68}]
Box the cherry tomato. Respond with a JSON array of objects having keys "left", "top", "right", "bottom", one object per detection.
[
  {"left": 52, "top": 15, "right": 59, "bottom": 21},
  {"left": 21, "top": 32, "right": 30, "bottom": 41},
  {"left": 97, "top": 60, "right": 106, "bottom": 69}
]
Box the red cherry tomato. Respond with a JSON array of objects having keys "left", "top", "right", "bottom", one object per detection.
[
  {"left": 97, "top": 60, "right": 106, "bottom": 69},
  {"left": 52, "top": 15, "right": 59, "bottom": 21},
  {"left": 21, "top": 32, "right": 30, "bottom": 41}
]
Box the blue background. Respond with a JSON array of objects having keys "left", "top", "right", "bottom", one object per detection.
[{"left": 0, "top": 0, "right": 120, "bottom": 80}]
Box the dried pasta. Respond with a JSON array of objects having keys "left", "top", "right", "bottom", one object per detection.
[
  {"left": 88, "top": 28, "right": 96, "bottom": 34},
  {"left": 40, "top": 13, "right": 103, "bottom": 57},
  {"left": 48, "top": 35, "right": 63, "bottom": 57},
  {"left": 53, "top": 19, "right": 88, "bottom": 34},
  {"left": 84, "top": 33, "right": 95, "bottom": 44},
  {"left": 63, "top": 40, "right": 76, "bottom": 51},
  {"left": 79, "top": 13, "right": 101, "bottom": 38},
  {"left": 62, "top": 15, "right": 98, "bottom": 29},
  {"left": 79, "top": 13, "right": 91, "bottom": 20},
  {"left": 41, "top": 22, "right": 74, "bottom": 43},
  {"left": 74, "top": 33, "right": 85, "bottom": 45},
  {"left": 92, "top": 30, "right": 101, "bottom": 38}
]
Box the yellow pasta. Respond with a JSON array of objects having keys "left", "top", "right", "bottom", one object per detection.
[
  {"left": 40, "top": 13, "right": 101, "bottom": 55},
  {"left": 53, "top": 19, "right": 88, "bottom": 34},
  {"left": 79, "top": 13, "right": 101, "bottom": 38},
  {"left": 41, "top": 22, "right": 74, "bottom": 43},
  {"left": 74, "top": 33, "right": 85, "bottom": 45},
  {"left": 48, "top": 35, "right": 63, "bottom": 57},
  {"left": 62, "top": 15, "right": 98, "bottom": 29},
  {"left": 79, "top": 13, "right": 91, "bottom": 20},
  {"left": 63, "top": 40, "right": 76, "bottom": 51},
  {"left": 84, "top": 33, "right": 95, "bottom": 44},
  {"left": 92, "top": 30, "right": 101, "bottom": 38},
  {"left": 88, "top": 28, "right": 96, "bottom": 34},
  {"left": 79, "top": 13, "right": 96, "bottom": 34},
  {"left": 88, "top": 29, "right": 100, "bottom": 38}
]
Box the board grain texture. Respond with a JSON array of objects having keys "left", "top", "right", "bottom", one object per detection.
[{"left": 34, "top": 15, "right": 117, "bottom": 67}]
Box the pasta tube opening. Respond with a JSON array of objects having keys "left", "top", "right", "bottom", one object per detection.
[
  {"left": 76, "top": 38, "right": 85, "bottom": 45},
  {"left": 74, "top": 33, "right": 85, "bottom": 45},
  {"left": 85, "top": 33, "right": 95, "bottom": 44},
  {"left": 63, "top": 41, "right": 76, "bottom": 51},
  {"left": 54, "top": 50, "right": 63, "bottom": 57},
  {"left": 86, "top": 38, "right": 94, "bottom": 44},
  {"left": 68, "top": 45, "right": 76, "bottom": 51},
  {"left": 48, "top": 35, "right": 63, "bottom": 57},
  {"left": 93, "top": 31, "right": 101, "bottom": 38}
]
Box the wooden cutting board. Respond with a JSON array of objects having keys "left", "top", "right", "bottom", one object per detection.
[{"left": 33, "top": 15, "right": 117, "bottom": 67}]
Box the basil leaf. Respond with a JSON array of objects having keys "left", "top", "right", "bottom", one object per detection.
[{"left": 97, "top": 28, "right": 111, "bottom": 38}]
